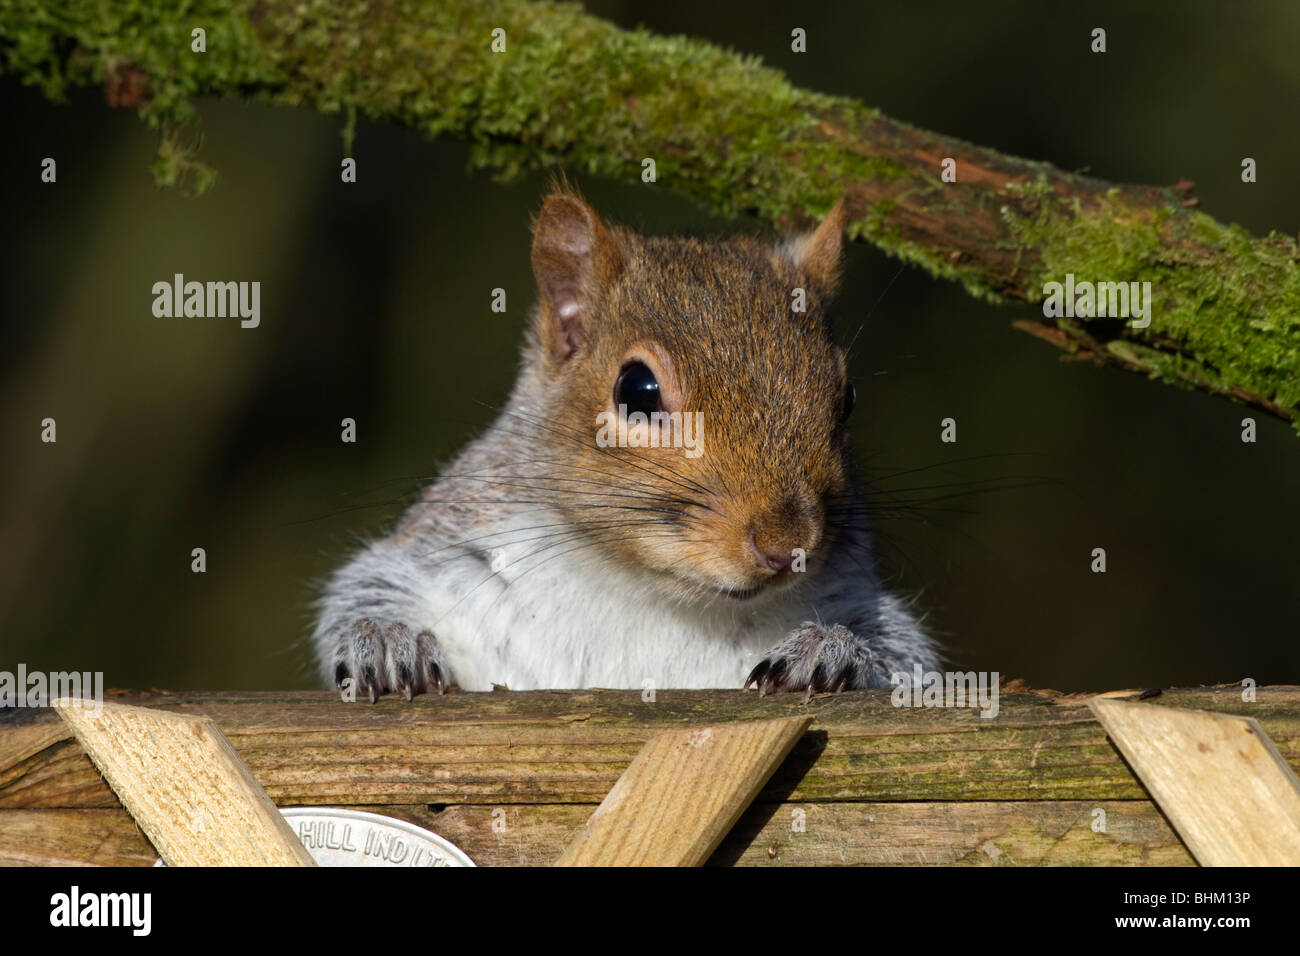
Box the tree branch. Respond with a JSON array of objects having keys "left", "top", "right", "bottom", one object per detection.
[{"left": 4, "top": 0, "right": 1297, "bottom": 427}]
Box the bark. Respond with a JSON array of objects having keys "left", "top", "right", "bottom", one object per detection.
[{"left": 3, "top": 0, "right": 1297, "bottom": 426}]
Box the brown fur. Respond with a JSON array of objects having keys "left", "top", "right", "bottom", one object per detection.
[
  {"left": 324, "top": 187, "right": 937, "bottom": 697},
  {"left": 524, "top": 185, "right": 852, "bottom": 598}
]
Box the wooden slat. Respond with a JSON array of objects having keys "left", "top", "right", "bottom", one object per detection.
[
  {"left": 0, "top": 809, "right": 158, "bottom": 867},
  {"left": 556, "top": 716, "right": 811, "bottom": 866},
  {"left": 4, "top": 687, "right": 1297, "bottom": 810},
  {"left": 1090, "top": 698, "right": 1300, "bottom": 866},
  {"left": 2, "top": 687, "right": 1297, "bottom": 867},
  {"left": 0, "top": 801, "right": 1194, "bottom": 867},
  {"left": 53, "top": 699, "right": 315, "bottom": 867}
]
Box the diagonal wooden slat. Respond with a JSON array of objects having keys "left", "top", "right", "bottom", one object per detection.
[
  {"left": 555, "top": 715, "right": 812, "bottom": 866},
  {"left": 53, "top": 698, "right": 314, "bottom": 866},
  {"left": 1089, "top": 698, "right": 1300, "bottom": 866}
]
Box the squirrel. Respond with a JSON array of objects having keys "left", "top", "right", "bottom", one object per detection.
[{"left": 312, "top": 185, "right": 939, "bottom": 701}]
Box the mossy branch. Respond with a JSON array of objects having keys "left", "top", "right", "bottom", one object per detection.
[{"left": 3, "top": 0, "right": 1297, "bottom": 428}]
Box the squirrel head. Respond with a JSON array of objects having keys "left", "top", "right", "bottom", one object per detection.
[{"left": 522, "top": 186, "right": 855, "bottom": 604}]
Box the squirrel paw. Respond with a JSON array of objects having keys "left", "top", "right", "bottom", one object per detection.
[
  {"left": 332, "top": 619, "right": 448, "bottom": 702},
  {"left": 745, "top": 623, "right": 875, "bottom": 700}
]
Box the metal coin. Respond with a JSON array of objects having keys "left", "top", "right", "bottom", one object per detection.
[
  {"left": 154, "top": 807, "right": 475, "bottom": 867},
  {"left": 282, "top": 807, "right": 474, "bottom": 867}
]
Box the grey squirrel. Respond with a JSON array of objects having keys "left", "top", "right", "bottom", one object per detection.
[{"left": 313, "top": 186, "right": 939, "bottom": 700}]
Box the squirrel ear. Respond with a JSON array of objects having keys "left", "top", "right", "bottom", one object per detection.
[
  {"left": 779, "top": 198, "right": 849, "bottom": 294},
  {"left": 530, "top": 190, "right": 624, "bottom": 363}
]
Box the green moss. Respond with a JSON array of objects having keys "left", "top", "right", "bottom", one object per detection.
[
  {"left": 0, "top": 0, "right": 908, "bottom": 207},
  {"left": 1002, "top": 183, "right": 1300, "bottom": 422},
  {"left": 2, "top": 0, "right": 1296, "bottom": 427}
]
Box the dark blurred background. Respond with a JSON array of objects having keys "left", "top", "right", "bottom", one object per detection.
[{"left": 2, "top": 1, "right": 1297, "bottom": 692}]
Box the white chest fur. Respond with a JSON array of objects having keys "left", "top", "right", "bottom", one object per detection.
[{"left": 396, "top": 518, "right": 796, "bottom": 691}]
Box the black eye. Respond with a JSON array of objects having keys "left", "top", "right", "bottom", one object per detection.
[
  {"left": 842, "top": 381, "right": 856, "bottom": 422},
  {"left": 614, "top": 361, "right": 661, "bottom": 417}
]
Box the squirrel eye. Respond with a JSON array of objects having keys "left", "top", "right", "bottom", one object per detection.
[
  {"left": 842, "top": 381, "right": 856, "bottom": 422},
  {"left": 614, "top": 361, "right": 661, "bottom": 417}
]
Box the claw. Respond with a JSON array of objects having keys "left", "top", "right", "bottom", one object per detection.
[
  {"left": 360, "top": 664, "right": 380, "bottom": 704},
  {"left": 744, "top": 660, "right": 770, "bottom": 692},
  {"left": 802, "top": 664, "right": 825, "bottom": 703},
  {"left": 759, "top": 658, "right": 785, "bottom": 697},
  {"left": 337, "top": 623, "right": 449, "bottom": 703},
  {"left": 415, "top": 630, "right": 446, "bottom": 697},
  {"left": 811, "top": 663, "right": 827, "bottom": 691},
  {"left": 763, "top": 658, "right": 788, "bottom": 696},
  {"left": 833, "top": 666, "right": 852, "bottom": 694}
]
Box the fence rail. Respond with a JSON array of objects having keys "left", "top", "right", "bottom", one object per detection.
[{"left": 2, "top": 685, "right": 1296, "bottom": 866}]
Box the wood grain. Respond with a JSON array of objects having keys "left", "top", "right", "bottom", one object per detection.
[
  {"left": 556, "top": 716, "right": 812, "bottom": 866},
  {"left": 6, "top": 687, "right": 1296, "bottom": 810},
  {"left": 1090, "top": 698, "right": 1300, "bottom": 866},
  {"left": 2, "top": 686, "right": 1296, "bottom": 866},
  {"left": 0, "top": 801, "right": 1194, "bottom": 867},
  {"left": 52, "top": 698, "right": 315, "bottom": 867}
]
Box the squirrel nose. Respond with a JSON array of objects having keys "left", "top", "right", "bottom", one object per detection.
[
  {"left": 746, "top": 491, "right": 822, "bottom": 575},
  {"left": 748, "top": 529, "right": 795, "bottom": 574}
]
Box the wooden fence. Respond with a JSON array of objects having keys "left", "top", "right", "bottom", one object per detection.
[{"left": 2, "top": 685, "right": 1297, "bottom": 866}]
